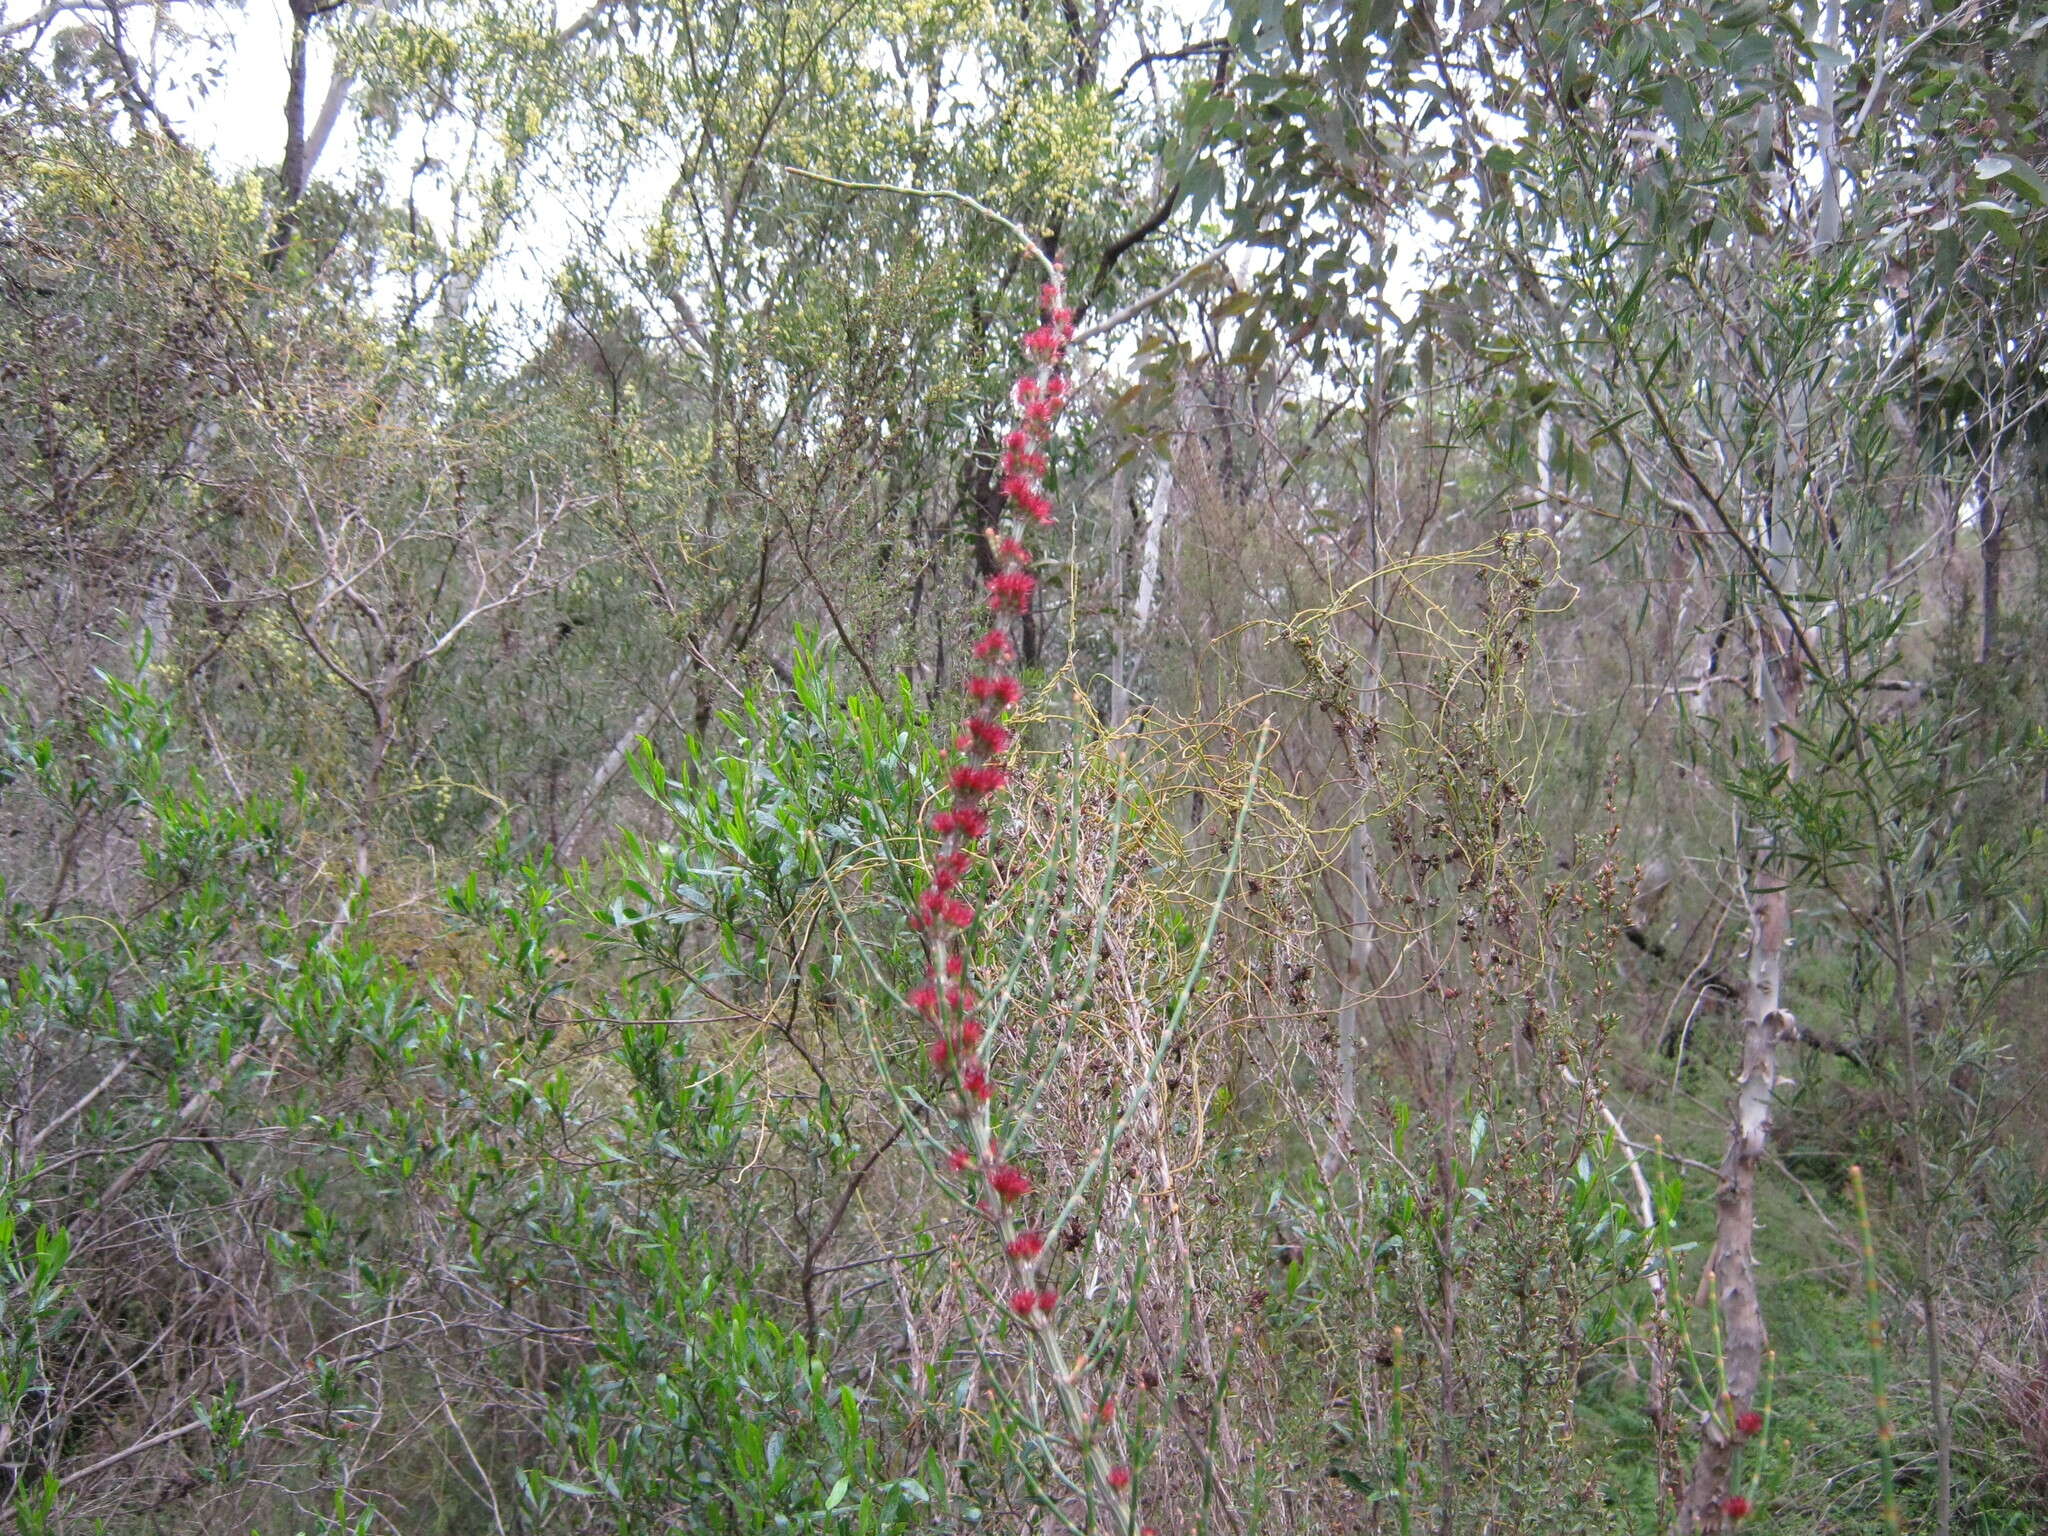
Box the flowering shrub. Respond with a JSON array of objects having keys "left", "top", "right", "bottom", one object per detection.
[{"left": 894, "top": 269, "right": 1141, "bottom": 1531}]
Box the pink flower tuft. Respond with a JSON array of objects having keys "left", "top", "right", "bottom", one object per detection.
[
  {"left": 950, "top": 764, "right": 1009, "bottom": 797},
  {"left": 1735, "top": 1410, "right": 1763, "bottom": 1438},
  {"left": 1036, "top": 1285, "right": 1058, "bottom": 1314},
  {"left": 1007, "top": 1230, "right": 1045, "bottom": 1261},
  {"left": 1010, "top": 1289, "right": 1038, "bottom": 1318},
  {"left": 987, "top": 570, "right": 1036, "bottom": 612},
  {"left": 1107, "top": 1465, "right": 1131, "bottom": 1491},
  {"left": 1723, "top": 1496, "right": 1751, "bottom": 1520},
  {"left": 967, "top": 673, "right": 1023, "bottom": 708},
  {"left": 990, "top": 1165, "right": 1032, "bottom": 1202}
]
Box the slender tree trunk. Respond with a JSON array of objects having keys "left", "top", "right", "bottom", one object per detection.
[
  {"left": 267, "top": 0, "right": 317, "bottom": 268},
  {"left": 1979, "top": 504, "right": 2003, "bottom": 665},
  {"left": 1678, "top": 617, "right": 1802, "bottom": 1532}
]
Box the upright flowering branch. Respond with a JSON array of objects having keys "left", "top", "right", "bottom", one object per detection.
[{"left": 901, "top": 269, "right": 1142, "bottom": 1532}]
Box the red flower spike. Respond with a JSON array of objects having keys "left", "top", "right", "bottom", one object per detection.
[
  {"left": 1735, "top": 1410, "right": 1763, "bottom": 1438},
  {"left": 1107, "top": 1465, "right": 1131, "bottom": 1492},
  {"left": 1010, "top": 1289, "right": 1038, "bottom": 1318},
  {"left": 1007, "top": 1230, "right": 1045, "bottom": 1262},
  {"left": 990, "top": 1165, "right": 1032, "bottom": 1202},
  {"left": 1723, "top": 1496, "right": 1751, "bottom": 1520}
]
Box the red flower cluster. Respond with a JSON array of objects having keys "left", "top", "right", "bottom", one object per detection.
[
  {"left": 903, "top": 265, "right": 1133, "bottom": 1522},
  {"left": 1722, "top": 1495, "right": 1751, "bottom": 1520},
  {"left": 909, "top": 270, "right": 1073, "bottom": 1125},
  {"left": 1735, "top": 1409, "right": 1764, "bottom": 1438}
]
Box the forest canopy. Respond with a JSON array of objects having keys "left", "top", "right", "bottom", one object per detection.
[{"left": 1, "top": 1, "right": 2046, "bottom": 1533}]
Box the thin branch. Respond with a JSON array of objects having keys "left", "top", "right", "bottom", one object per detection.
[{"left": 772, "top": 163, "right": 1056, "bottom": 279}]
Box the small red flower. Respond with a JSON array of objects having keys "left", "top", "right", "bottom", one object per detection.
[
  {"left": 945, "top": 953, "right": 965, "bottom": 977},
  {"left": 967, "top": 673, "right": 1023, "bottom": 707},
  {"left": 1007, "top": 1230, "right": 1044, "bottom": 1261},
  {"left": 940, "top": 897, "right": 974, "bottom": 929},
  {"left": 928, "top": 1038, "right": 950, "bottom": 1068},
  {"left": 1107, "top": 1465, "right": 1131, "bottom": 1492},
  {"left": 1036, "top": 1285, "right": 1057, "bottom": 1314},
  {"left": 1722, "top": 1495, "right": 1750, "bottom": 1520},
  {"left": 951, "top": 805, "right": 989, "bottom": 839},
  {"left": 997, "top": 537, "right": 1033, "bottom": 565},
  {"left": 987, "top": 570, "right": 1036, "bottom": 612},
  {"left": 931, "top": 810, "right": 958, "bottom": 835},
  {"left": 909, "top": 985, "right": 939, "bottom": 1016},
  {"left": 972, "top": 629, "right": 1014, "bottom": 662},
  {"left": 968, "top": 719, "right": 1012, "bottom": 755},
  {"left": 950, "top": 764, "right": 1009, "bottom": 797},
  {"left": 957, "top": 1017, "right": 983, "bottom": 1048},
  {"left": 960, "top": 1059, "right": 992, "bottom": 1101},
  {"left": 1010, "top": 1289, "right": 1038, "bottom": 1318},
  {"left": 947, "top": 1147, "right": 972, "bottom": 1172},
  {"left": 1095, "top": 1397, "right": 1115, "bottom": 1424},
  {"left": 990, "top": 1165, "right": 1032, "bottom": 1202},
  {"left": 1735, "top": 1409, "right": 1763, "bottom": 1438}
]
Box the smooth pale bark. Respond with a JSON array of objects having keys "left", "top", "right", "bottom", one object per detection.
[{"left": 1678, "top": 622, "right": 1802, "bottom": 1532}]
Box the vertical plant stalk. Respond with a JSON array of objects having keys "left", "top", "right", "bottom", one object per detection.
[
  {"left": 1388, "top": 1324, "right": 1413, "bottom": 1536},
  {"left": 1861, "top": 778, "right": 1954, "bottom": 1534},
  {"left": 1677, "top": 615, "right": 1802, "bottom": 1533},
  {"left": 899, "top": 269, "right": 1142, "bottom": 1532},
  {"left": 1849, "top": 1165, "right": 1902, "bottom": 1535}
]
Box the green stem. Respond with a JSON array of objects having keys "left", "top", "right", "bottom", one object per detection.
[{"left": 1849, "top": 1166, "right": 1901, "bottom": 1535}]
